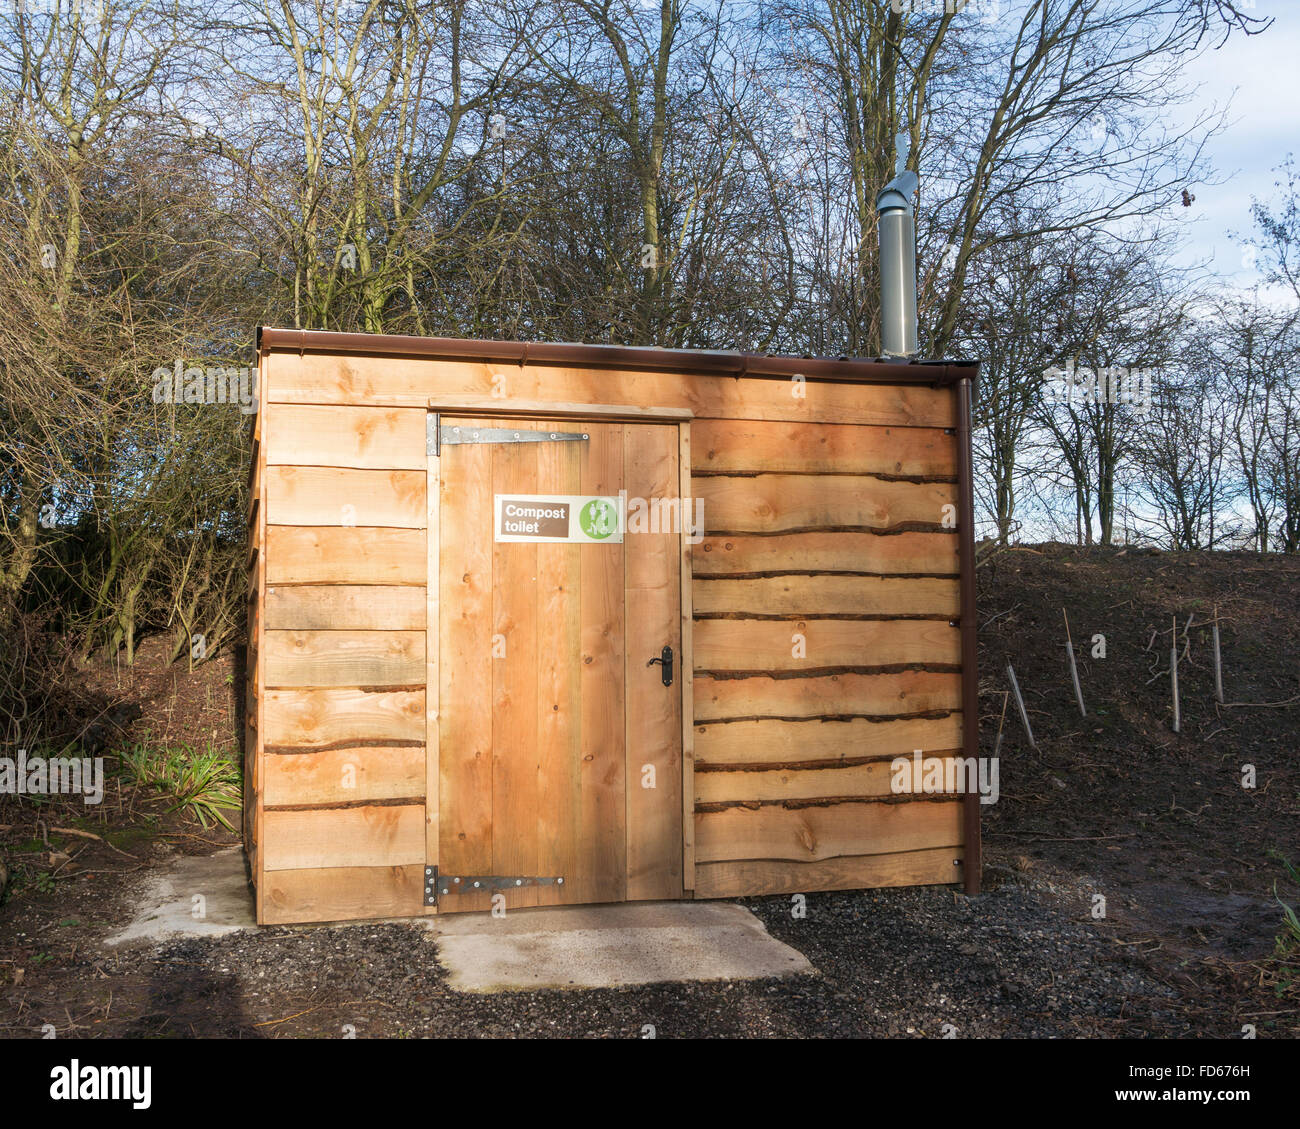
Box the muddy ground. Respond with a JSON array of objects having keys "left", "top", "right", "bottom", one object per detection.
[{"left": 1, "top": 545, "right": 1296, "bottom": 1038}]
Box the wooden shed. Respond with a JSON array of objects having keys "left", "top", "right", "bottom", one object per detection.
[{"left": 244, "top": 328, "right": 982, "bottom": 925}]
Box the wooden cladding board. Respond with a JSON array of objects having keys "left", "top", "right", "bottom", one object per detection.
[
  {"left": 695, "top": 619, "right": 959, "bottom": 671},
  {"left": 693, "top": 847, "right": 962, "bottom": 899},
  {"left": 262, "top": 804, "right": 424, "bottom": 871},
  {"left": 265, "top": 584, "right": 426, "bottom": 631},
  {"left": 263, "top": 404, "right": 428, "bottom": 470},
  {"left": 692, "top": 419, "right": 956, "bottom": 477},
  {"left": 265, "top": 688, "right": 425, "bottom": 748},
  {"left": 265, "top": 352, "right": 957, "bottom": 428},
  {"left": 695, "top": 799, "right": 961, "bottom": 863},
  {"left": 264, "top": 630, "right": 425, "bottom": 689},
  {"left": 694, "top": 672, "right": 961, "bottom": 721},
  {"left": 695, "top": 756, "right": 962, "bottom": 804},
  {"left": 693, "top": 532, "right": 959, "bottom": 576},
  {"left": 695, "top": 714, "right": 963, "bottom": 766},
  {"left": 261, "top": 864, "right": 425, "bottom": 925},
  {"left": 265, "top": 467, "right": 426, "bottom": 527},
  {"left": 694, "top": 576, "right": 960, "bottom": 617},
  {"left": 265, "top": 527, "right": 426, "bottom": 586},
  {"left": 263, "top": 746, "right": 425, "bottom": 807},
  {"left": 696, "top": 476, "right": 955, "bottom": 535}
]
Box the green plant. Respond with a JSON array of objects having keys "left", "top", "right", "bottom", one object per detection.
[
  {"left": 116, "top": 741, "right": 241, "bottom": 831},
  {"left": 1266, "top": 850, "right": 1300, "bottom": 1000}
]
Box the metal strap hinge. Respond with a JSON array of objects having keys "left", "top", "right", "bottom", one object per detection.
[
  {"left": 428, "top": 872, "right": 565, "bottom": 903},
  {"left": 427, "top": 414, "right": 588, "bottom": 455}
]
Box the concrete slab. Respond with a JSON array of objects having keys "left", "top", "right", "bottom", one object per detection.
[
  {"left": 104, "top": 851, "right": 815, "bottom": 994},
  {"left": 428, "top": 901, "right": 813, "bottom": 992},
  {"left": 105, "top": 847, "right": 256, "bottom": 946}
]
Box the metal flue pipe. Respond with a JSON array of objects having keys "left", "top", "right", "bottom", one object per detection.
[{"left": 876, "top": 169, "right": 919, "bottom": 358}]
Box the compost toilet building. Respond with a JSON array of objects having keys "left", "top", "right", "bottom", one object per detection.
[{"left": 244, "top": 327, "right": 981, "bottom": 924}]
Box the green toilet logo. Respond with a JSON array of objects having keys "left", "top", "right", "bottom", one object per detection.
[{"left": 579, "top": 498, "right": 618, "bottom": 540}]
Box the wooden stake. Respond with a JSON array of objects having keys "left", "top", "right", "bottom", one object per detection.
[
  {"left": 993, "top": 690, "right": 1009, "bottom": 758},
  {"left": 1170, "top": 615, "right": 1181, "bottom": 734},
  {"left": 1063, "top": 608, "right": 1086, "bottom": 717},
  {"left": 1006, "top": 663, "right": 1036, "bottom": 748},
  {"left": 1211, "top": 604, "right": 1224, "bottom": 704}
]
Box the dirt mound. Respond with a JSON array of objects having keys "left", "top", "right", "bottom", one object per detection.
[{"left": 977, "top": 544, "right": 1299, "bottom": 1017}]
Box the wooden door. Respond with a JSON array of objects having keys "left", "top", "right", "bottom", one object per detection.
[{"left": 431, "top": 416, "right": 684, "bottom": 912}]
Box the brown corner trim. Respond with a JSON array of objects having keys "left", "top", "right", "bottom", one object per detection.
[{"left": 955, "top": 377, "right": 982, "bottom": 894}]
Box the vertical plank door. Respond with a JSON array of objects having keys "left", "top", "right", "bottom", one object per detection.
[{"left": 433, "top": 416, "right": 684, "bottom": 912}]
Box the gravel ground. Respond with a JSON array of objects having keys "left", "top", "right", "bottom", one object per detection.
[{"left": 32, "top": 862, "right": 1207, "bottom": 1039}]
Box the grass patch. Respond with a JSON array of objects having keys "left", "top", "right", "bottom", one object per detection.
[
  {"left": 105, "top": 825, "right": 158, "bottom": 850},
  {"left": 115, "top": 739, "right": 241, "bottom": 832}
]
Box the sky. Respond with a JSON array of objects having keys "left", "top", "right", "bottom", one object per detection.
[{"left": 1174, "top": 3, "right": 1297, "bottom": 299}]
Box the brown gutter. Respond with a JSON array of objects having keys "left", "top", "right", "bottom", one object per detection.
[
  {"left": 256, "top": 327, "right": 979, "bottom": 389},
  {"left": 955, "top": 376, "right": 982, "bottom": 895}
]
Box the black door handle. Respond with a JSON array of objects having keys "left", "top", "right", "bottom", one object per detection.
[{"left": 647, "top": 645, "right": 674, "bottom": 687}]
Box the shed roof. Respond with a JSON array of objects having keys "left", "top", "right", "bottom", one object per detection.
[{"left": 257, "top": 327, "right": 979, "bottom": 389}]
